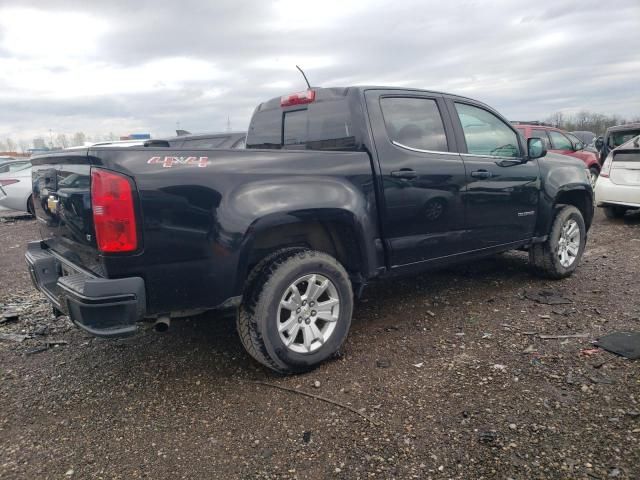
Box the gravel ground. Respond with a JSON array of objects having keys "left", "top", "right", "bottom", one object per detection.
[{"left": 1, "top": 210, "right": 639, "bottom": 479}]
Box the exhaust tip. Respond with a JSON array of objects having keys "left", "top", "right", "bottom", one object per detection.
[{"left": 153, "top": 316, "right": 170, "bottom": 333}]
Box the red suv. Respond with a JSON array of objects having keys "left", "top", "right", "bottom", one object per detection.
[{"left": 514, "top": 123, "right": 600, "bottom": 185}]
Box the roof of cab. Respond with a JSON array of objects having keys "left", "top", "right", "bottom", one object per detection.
[{"left": 255, "top": 85, "right": 489, "bottom": 112}]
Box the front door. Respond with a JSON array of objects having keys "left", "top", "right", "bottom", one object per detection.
[
  {"left": 447, "top": 100, "right": 540, "bottom": 248},
  {"left": 365, "top": 91, "right": 467, "bottom": 267}
]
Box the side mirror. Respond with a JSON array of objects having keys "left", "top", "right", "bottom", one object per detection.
[
  {"left": 527, "top": 137, "right": 547, "bottom": 160},
  {"left": 595, "top": 137, "right": 604, "bottom": 151},
  {"left": 573, "top": 141, "right": 584, "bottom": 151}
]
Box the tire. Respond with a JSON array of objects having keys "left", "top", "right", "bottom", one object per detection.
[
  {"left": 27, "top": 195, "right": 35, "bottom": 216},
  {"left": 589, "top": 167, "right": 599, "bottom": 189},
  {"left": 603, "top": 205, "right": 627, "bottom": 219},
  {"left": 237, "top": 250, "right": 353, "bottom": 374},
  {"left": 529, "top": 205, "right": 586, "bottom": 279}
]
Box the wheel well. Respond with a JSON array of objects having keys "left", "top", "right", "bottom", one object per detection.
[
  {"left": 555, "top": 190, "right": 593, "bottom": 229},
  {"left": 246, "top": 221, "right": 363, "bottom": 280}
]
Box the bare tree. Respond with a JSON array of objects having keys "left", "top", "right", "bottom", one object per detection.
[
  {"left": 5, "top": 138, "right": 17, "bottom": 153},
  {"left": 18, "top": 140, "right": 30, "bottom": 154},
  {"left": 56, "top": 134, "right": 69, "bottom": 149},
  {"left": 72, "top": 132, "right": 87, "bottom": 147}
]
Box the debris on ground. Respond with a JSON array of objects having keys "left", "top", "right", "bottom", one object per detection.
[
  {"left": 0, "top": 332, "right": 29, "bottom": 343},
  {"left": 595, "top": 331, "right": 640, "bottom": 360},
  {"left": 525, "top": 290, "right": 572, "bottom": 305},
  {"left": 478, "top": 431, "right": 498, "bottom": 444},
  {"left": 539, "top": 333, "right": 590, "bottom": 339},
  {"left": 0, "top": 310, "right": 19, "bottom": 324},
  {"left": 580, "top": 348, "right": 601, "bottom": 356},
  {"left": 376, "top": 359, "right": 391, "bottom": 368}
]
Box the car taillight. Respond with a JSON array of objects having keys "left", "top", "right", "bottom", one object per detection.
[
  {"left": 600, "top": 153, "right": 613, "bottom": 178},
  {"left": 91, "top": 168, "right": 138, "bottom": 253},
  {"left": 281, "top": 89, "right": 315, "bottom": 107},
  {"left": 0, "top": 179, "right": 20, "bottom": 187}
]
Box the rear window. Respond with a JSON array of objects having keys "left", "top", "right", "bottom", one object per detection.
[
  {"left": 531, "top": 129, "right": 551, "bottom": 149},
  {"left": 380, "top": 97, "right": 448, "bottom": 151},
  {"left": 181, "top": 137, "right": 228, "bottom": 149},
  {"left": 0, "top": 161, "right": 30, "bottom": 173},
  {"left": 283, "top": 110, "right": 307, "bottom": 148},
  {"left": 611, "top": 130, "right": 640, "bottom": 148},
  {"left": 247, "top": 97, "right": 356, "bottom": 151}
]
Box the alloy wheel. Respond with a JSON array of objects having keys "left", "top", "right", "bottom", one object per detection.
[{"left": 277, "top": 274, "right": 340, "bottom": 354}]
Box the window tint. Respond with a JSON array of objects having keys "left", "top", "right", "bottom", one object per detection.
[
  {"left": 548, "top": 131, "right": 573, "bottom": 150},
  {"left": 283, "top": 109, "right": 308, "bottom": 148},
  {"left": 380, "top": 97, "right": 448, "bottom": 151},
  {"left": 611, "top": 130, "right": 640, "bottom": 147},
  {"left": 455, "top": 103, "right": 520, "bottom": 158},
  {"left": 307, "top": 100, "right": 356, "bottom": 150},
  {"left": 246, "top": 110, "right": 282, "bottom": 149},
  {"left": 531, "top": 129, "right": 552, "bottom": 149},
  {"left": 182, "top": 137, "right": 228, "bottom": 149}
]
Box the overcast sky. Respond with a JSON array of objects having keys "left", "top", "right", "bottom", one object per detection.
[{"left": 0, "top": 0, "right": 638, "bottom": 142}]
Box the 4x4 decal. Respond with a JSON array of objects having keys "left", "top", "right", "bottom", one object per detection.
[{"left": 147, "top": 156, "right": 210, "bottom": 168}]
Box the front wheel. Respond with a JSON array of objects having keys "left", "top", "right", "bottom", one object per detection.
[
  {"left": 237, "top": 250, "right": 353, "bottom": 374},
  {"left": 529, "top": 205, "right": 586, "bottom": 279}
]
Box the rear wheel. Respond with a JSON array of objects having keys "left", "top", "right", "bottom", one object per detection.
[
  {"left": 603, "top": 205, "right": 627, "bottom": 219},
  {"left": 27, "top": 195, "right": 35, "bottom": 216},
  {"left": 529, "top": 205, "right": 586, "bottom": 279},
  {"left": 237, "top": 250, "right": 353, "bottom": 374}
]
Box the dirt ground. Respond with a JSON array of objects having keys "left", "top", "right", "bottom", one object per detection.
[{"left": 0, "top": 210, "right": 639, "bottom": 480}]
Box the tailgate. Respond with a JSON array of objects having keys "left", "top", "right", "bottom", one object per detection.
[
  {"left": 31, "top": 150, "right": 102, "bottom": 274},
  {"left": 610, "top": 151, "right": 640, "bottom": 186}
]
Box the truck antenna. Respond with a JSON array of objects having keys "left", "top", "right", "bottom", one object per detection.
[{"left": 296, "top": 65, "right": 312, "bottom": 89}]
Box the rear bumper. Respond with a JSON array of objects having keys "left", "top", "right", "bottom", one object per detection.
[
  {"left": 25, "top": 241, "right": 145, "bottom": 337},
  {"left": 594, "top": 176, "right": 640, "bottom": 208}
]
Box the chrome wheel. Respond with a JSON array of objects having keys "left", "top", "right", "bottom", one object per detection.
[
  {"left": 590, "top": 170, "right": 598, "bottom": 189},
  {"left": 277, "top": 274, "right": 340, "bottom": 354},
  {"left": 558, "top": 219, "right": 580, "bottom": 267}
]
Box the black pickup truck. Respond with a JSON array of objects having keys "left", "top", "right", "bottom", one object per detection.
[{"left": 26, "top": 86, "right": 594, "bottom": 373}]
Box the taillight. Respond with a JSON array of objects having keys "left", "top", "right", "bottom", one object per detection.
[
  {"left": 0, "top": 179, "right": 20, "bottom": 187},
  {"left": 91, "top": 168, "right": 138, "bottom": 253},
  {"left": 281, "top": 89, "right": 315, "bottom": 107},
  {"left": 600, "top": 153, "right": 613, "bottom": 178}
]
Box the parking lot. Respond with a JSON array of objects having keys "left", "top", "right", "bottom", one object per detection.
[{"left": 1, "top": 211, "right": 639, "bottom": 479}]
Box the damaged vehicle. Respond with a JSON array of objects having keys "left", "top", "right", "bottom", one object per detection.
[{"left": 26, "top": 86, "right": 593, "bottom": 373}]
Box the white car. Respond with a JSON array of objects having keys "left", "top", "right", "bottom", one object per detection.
[
  {"left": 0, "top": 160, "right": 33, "bottom": 214},
  {"left": 594, "top": 135, "right": 640, "bottom": 218}
]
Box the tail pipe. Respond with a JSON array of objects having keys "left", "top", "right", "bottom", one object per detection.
[{"left": 154, "top": 315, "right": 170, "bottom": 333}]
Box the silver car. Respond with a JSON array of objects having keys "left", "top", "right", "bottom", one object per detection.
[{"left": 0, "top": 160, "right": 33, "bottom": 214}]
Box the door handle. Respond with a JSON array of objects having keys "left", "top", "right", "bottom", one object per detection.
[
  {"left": 471, "top": 170, "right": 492, "bottom": 179},
  {"left": 390, "top": 169, "right": 417, "bottom": 179}
]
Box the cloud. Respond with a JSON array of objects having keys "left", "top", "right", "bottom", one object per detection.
[{"left": 0, "top": 0, "right": 638, "bottom": 142}]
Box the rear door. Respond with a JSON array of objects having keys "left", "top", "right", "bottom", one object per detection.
[
  {"left": 446, "top": 99, "right": 540, "bottom": 248},
  {"left": 365, "top": 90, "right": 467, "bottom": 267},
  {"left": 547, "top": 129, "right": 575, "bottom": 156}
]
